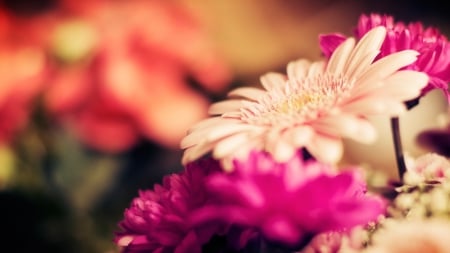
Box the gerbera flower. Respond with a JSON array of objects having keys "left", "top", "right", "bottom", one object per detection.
[
  {"left": 114, "top": 158, "right": 254, "bottom": 253},
  {"left": 320, "top": 13, "right": 450, "bottom": 103},
  {"left": 181, "top": 27, "right": 428, "bottom": 167},
  {"left": 190, "top": 151, "right": 386, "bottom": 250}
]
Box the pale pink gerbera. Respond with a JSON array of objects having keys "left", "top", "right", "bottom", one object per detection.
[{"left": 181, "top": 27, "right": 428, "bottom": 168}]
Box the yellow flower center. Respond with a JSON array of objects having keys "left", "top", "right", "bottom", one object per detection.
[
  {"left": 240, "top": 73, "right": 354, "bottom": 126},
  {"left": 274, "top": 93, "right": 322, "bottom": 114}
]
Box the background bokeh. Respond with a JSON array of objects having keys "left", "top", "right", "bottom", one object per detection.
[{"left": 0, "top": 0, "right": 448, "bottom": 252}]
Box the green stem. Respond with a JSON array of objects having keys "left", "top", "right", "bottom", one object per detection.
[{"left": 390, "top": 117, "right": 407, "bottom": 181}]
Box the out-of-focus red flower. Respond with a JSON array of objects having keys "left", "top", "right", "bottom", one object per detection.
[
  {"left": 44, "top": 0, "right": 232, "bottom": 152},
  {"left": 0, "top": 9, "right": 48, "bottom": 143}
]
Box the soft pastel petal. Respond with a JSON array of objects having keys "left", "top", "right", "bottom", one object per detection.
[
  {"left": 306, "top": 134, "right": 343, "bottom": 164},
  {"left": 228, "top": 87, "right": 266, "bottom": 100},
  {"left": 213, "top": 132, "right": 254, "bottom": 158},
  {"left": 326, "top": 37, "right": 356, "bottom": 75},
  {"left": 344, "top": 26, "right": 386, "bottom": 76},
  {"left": 209, "top": 100, "right": 243, "bottom": 115},
  {"left": 356, "top": 50, "right": 419, "bottom": 91},
  {"left": 260, "top": 72, "right": 287, "bottom": 91},
  {"left": 312, "top": 115, "right": 377, "bottom": 144},
  {"left": 287, "top": 59, "right": 312, "bottom": 81}
]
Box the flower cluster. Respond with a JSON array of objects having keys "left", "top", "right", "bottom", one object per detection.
[{"left": 115, "top": 12, "right": 450, "bottom": 253}]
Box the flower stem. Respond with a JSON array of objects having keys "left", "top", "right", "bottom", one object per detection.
[{"left": 390, "top": 117, "right": 407, "bottom": 181}]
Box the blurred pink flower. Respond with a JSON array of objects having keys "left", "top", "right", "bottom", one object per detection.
[
  {"left": 365, "top": 219, "right": 450, "bottom": 253},
  {"left": 320, "top": 13, "right": 450, "bottom": 103},
  {"left": 181, "top": 27, "right": 427, "bottom": 168},
  {"left": 0, "top": 10, "right": 48, "bottom": 142},
  {"left": 43, "top": 0, "right": 232, "bottom": 152},
  {"left": 115, "top": 158, "right": 254, "bottom": 253},
  {"left": 190, "top": 151, "right": 386, "bottom": 250},
  {"left": 405, "top": 153, "right": 450, "bottom": 182}
]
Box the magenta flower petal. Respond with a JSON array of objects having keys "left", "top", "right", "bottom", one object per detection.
[
  {"left": 319, "top": 33, "right": 347, "bottom": 58},
  {"left": 114, "top": 158, "right": 253, "bottom": 253},
  {"left": 191, "top": 151, "right": 386, "bottom": 250}
]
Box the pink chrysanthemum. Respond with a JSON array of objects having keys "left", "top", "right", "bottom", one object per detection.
[
  {"left": 114, "top": 159, "right": 253, "bottom": 253},
  {"left": 190, "top": 151, "right": 386, "bottom": 250},
  {"left": 181, "top": 27, "right": 428, "bottom": 168},
  {"left": 320, "top": 13, "right": 450, "bottom": 102}
]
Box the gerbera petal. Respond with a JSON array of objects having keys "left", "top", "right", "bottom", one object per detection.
[
  {"left": 285, "top": 126, "right": 315, "bottom": 147},
  {"left": 344, "top": 49, "right": 380, "bottom": 79},
  {"left": 188, "top": 117, "right": 229, "bottom": 133},
  {"left": 212, "top": 132, "right": 253, "bottom": 159},
  {"left": 181, "top": 119, "right": 245, "bottom": 148},
  {"left": 287, "top": 59, "right": 312, "bottom": 81},
  {"left": 307, "top": 61, "right": 326, "bottom": 77},
  {"left": 206, "top": 124, "right": 263, "bottom": 143},
  {"left": 344, "top": 26, "right": 386, "bottom": 75},
  {"left": 181, "top": 130, "right": 207, "bottom": 149},
  {"left": 377, "top": 70, "right": 428, "bottom": 100},
  {"left": 260, "top": 72, "right": 287, "bottom": 91},
  {"left": 326, "top": 37, "right": 356, "bottom": 75},
  {"left": 269, "top": 138, "right": 297, "bottom": 162},
  {"left": 356, "top": 50, "right": 419, "bottom": 89},
  {"left": 228, "top": 87, "right": 266, "bottom": 100},
  {"left": 341, "top": 97, "right": 407, "bottom": 116},
  {"left": 312, "top": 115, "right": 377, "bottom": 144},
  {"left": 182, "top": 142, "right": 216, "bottom": 164},
  {"left": 209, "top": 100, "right": 243, "bottom": 115},
  {"left": 306, "top": 134, "right": 343, "bottom": 164},
  {"left": 222, "top": 111, "right": 244, "bottom": 118}
]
